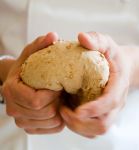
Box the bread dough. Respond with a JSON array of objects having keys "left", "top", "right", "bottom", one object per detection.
[{"left": 20, "top": 41, "right": 109, "bottom": 107}]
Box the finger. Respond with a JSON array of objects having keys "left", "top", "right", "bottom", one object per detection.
[
  {"left": 7, "top": 32, "right": 59, "bottom": 77},
  {"left": 6, "top": 99, "right": 59, "bottom": 120},
  {"left": 75, "top": 59, "right": 125, "bottom": 118},
  {"left": 24, "top": 123, "right": 65, "bottom": 134},
  {"left": 11, "top": 80, "right": 61, "bottom": 110},
  {"left": 15, "top": 114, "right": 63, "bottom": 129},
  {"left": 18, "top": 32, "right": 59, "bottom": 64},
  {"left": 99, "top": 106, "right": 121, "bottom": 127},
  {"left": 78, "top": 32, "right": 100, "bottom": 50},
  {"left": 60, "top": 106, "right": 104, "bottom": 137},
  {"left": 78, "top": 32, "right": 118, "bottom": 57}
]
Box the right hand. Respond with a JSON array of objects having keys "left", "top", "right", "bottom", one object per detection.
[
  {"left": 2, "top": 32, "right": 64, "bottom": 134},
  {"left": 60, "top": 32, "right": 132, "bottom": 138}
]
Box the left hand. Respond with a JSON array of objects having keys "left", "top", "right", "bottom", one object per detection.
[
  {"left": 60, "top": 32, "right": 131, "bottom": 138},
  {"left": 2, "top": 33, "right": 64, "bottom": 134}
]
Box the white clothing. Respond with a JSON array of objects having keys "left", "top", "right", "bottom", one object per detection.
[
  {"left": 0, "top": 0, "right": 139, "bottom": 150},
  {"left": 0, "top": 0, "right": 27, "bottom": 56}
]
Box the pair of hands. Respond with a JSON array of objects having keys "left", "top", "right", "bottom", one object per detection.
[{"left": 2, "top": 32, "right": 131, "bottom": 138}]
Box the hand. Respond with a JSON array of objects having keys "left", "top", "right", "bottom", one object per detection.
[
  {"left": 2, "top": 32, "right": 64, "bottom": 134},
  {"left": 60, "top": 32, "right": 131, "bottom": 138}
]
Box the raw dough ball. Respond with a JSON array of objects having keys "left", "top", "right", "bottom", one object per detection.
[{"left": 20, "top": 41, "right": 109, "bottom": 106}]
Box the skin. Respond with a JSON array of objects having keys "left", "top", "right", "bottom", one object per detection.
[
  {"left": 1, "top": 31, "right": 139, "bottom": 137},
  {"left": 1, "top": 32, "right": 64, "bottom": 134},
  {"left": 60, "top": 32, "right": 134, "bottom": 138}
]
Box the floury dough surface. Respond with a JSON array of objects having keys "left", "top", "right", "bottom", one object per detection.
[{"left": 20, "top": 41, "right": 109, "bottom": 106}]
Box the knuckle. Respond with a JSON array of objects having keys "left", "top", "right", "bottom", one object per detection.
[
  {"left": 53, "top": 117, "right": 62, "bottom": 127},
  {"left": 34, "top": 36, "right": 44, "bottom": 45},
  {"left": 15, "top": 119, "right": 24, "bottom": 128},
  {"left": 43, "top": 91, "right": 59, "bottom": 105},
  {"left": 37, "top": 106, "right": 57, "bottom": 119},
  {"left": 90, "top": 107, "right": 99, "bottom": 116},
  {"left": 35, "top": 36, "right": 42, "bottom": 42},
  {"left": 45, "top": 94, "right": 54, "bottom": 103},
  {"left": 47, "top": 107, "right": 57, "bottom": 119},
  {"left": 97, "top": 121, "right": 108, "bottom": 135},
  {"left": 24, "top": 44, "right": 31, "bottom": 51},
  {"left": 25, "top": 129, "right": 35, "bottom": 134},
  {"left": 54, "top": 124, "right": 65, "bottom": 133},
  {"left": 30, "top": 99, "right": 43, "bottom": 110},
  {"left": 23, "top": 36, "right": 44, "bottom": 55},
  {"left": 6, "top": 108, "right": 19, "bottom": 117},
  {"left": 54, "top": 128, "right": 63, "bottom": 133}
]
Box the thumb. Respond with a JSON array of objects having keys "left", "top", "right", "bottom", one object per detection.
[
  {"left": 8, "top": 32, "right": 59, "bottom": 77},
  {"left": 75, "top": 59, "right": 122, "bottom": 118},
  {"left": 60, "top": 106, "right": 77, "bottom": 124},
  {"left": 17, "top": 32, "right": 59, "bottom": 65},
  {"left": 78, "top": 32, "right": 118, "bottom": 58}
]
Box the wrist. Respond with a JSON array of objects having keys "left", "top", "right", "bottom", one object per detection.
[
  {"left": 121, "top": 45, "right": 139, "bottom": 88},
  {"left": 0, "top": 56, "right": 15, "bottom": 84}
]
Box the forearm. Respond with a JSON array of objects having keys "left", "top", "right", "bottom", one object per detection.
[
  {"left": 0, "top": 56, "right": 15, "bottom": 84},
  {"left": 122, "top": 46, "right": 139, "bottom": 89}
]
